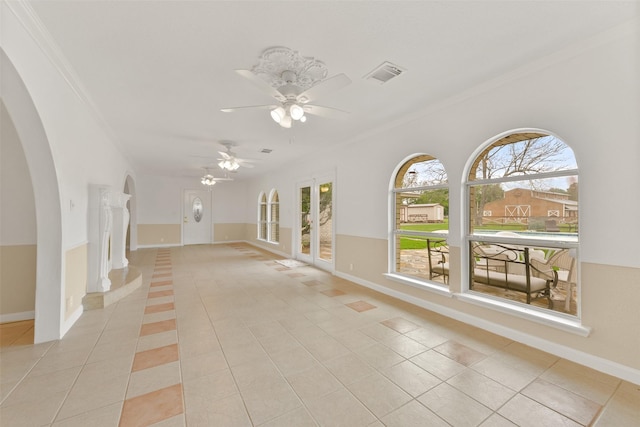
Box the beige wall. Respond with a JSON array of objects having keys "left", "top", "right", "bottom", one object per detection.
[
  {"left": 0, "top": 245, "right": 36, "bottom": 318},
  {"left": 335, "top": 234, "right": 640, "bottom": 372},
  {"left": 250, "top": 226, "right": 292, "bottom": 257},
  {"left": 580, "top": 262, "right": 640, "bottom": 368},
  {"left": 213, "top": 223, "right": 248, "bottom": 243},
  {"left": 1, "top": 100, "right": 37, "bottom": 321},
  {"left": 64, "top": 244, "right": 87, "bottom": 319},
  {"left": 137, "top": 224, "right": 181, "bottom": 246}
]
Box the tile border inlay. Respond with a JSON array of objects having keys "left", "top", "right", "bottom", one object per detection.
[{"left": 119, "top": 249, "right": 184, "bottom": 426}]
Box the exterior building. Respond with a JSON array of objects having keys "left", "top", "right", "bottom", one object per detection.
[
  {"left": 400, "top": 203, "right": 445, "bottom": 223},
  {"left": 482, "top": 188, "right": 578, "bottom": 225}
]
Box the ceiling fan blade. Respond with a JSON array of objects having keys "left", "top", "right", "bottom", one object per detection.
[
  {"left": 218, "top": 151, "right": 232, "bottom": 160},
  {"left": 221, "top": 104, "right": 277, "bottom": 113},
  {"left": 303, "top": 104, "right": 350, "bottom": 119},
  {"left": 297, "top": 73, "right": 351, "bottom": 103},
  {"left": 235, "top": 69, "right": 287, "bottom": 102},
  {"left": 238, "top": 162, "right": 255, "bottom": 168}
]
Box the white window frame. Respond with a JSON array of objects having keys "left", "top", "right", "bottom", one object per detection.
[
  {"left": 257, "top": 192, "right": 267, "bottom": 241},
  {"left": 267, "top": 189, "right": 279, "bottom": 243},
  {"left": 385, "top": 155, "right": 450, "bottom": 295},
  {"left": 462, "top": 130, "right": 585, "bottom": 334}
]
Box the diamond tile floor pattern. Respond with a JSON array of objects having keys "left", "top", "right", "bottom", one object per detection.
[{"left": 0, "top": 243, "right": 638, "bottom": 426}]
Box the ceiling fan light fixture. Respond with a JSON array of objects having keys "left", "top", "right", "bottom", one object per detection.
[
  {"left": 299, "top": 115, "right": 307, "bottom": 123},
  {"left": 201, "top": 174, "right": 217, "bottom": 186},
  {"left": 289, "top": 104, "right": 304, "bottom": 120},
  {"left": 279, "top": 115, "right": 292, "bottom": 128},
  {"left": 219, "top": 159, "right": 240, "bottom": 171},
  {"left": 225, "top": 47, "right": 351, "bottom": 129},
  {"left": 270, "top": 107, "right": 285, "bottom": 123}
]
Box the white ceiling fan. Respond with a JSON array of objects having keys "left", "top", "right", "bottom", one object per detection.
[
  {"left": 217, "top": 141, "right": 255, "bottom": 171},
  {"left": 200, "top": 167, "right": 233, "bottom": 187},
  {"left": 221, "top": 47, "right": 351, "bottom": 128}
]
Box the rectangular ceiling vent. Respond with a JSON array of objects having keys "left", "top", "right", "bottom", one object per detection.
[
  {"left": 364, "top": 61, "right": 406, "bottom": 84},
  {"left": 261, "top": 148, "right": 273, "bottom": 154}
]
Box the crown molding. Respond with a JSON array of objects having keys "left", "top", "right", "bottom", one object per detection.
[
  {"left": 338, "top": 16, "right": 640, "bottom": 150},
  {"left": 3, "top": 0, "right": 128, "bottom": 157}
]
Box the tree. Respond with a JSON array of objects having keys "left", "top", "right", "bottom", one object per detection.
[
  {"left": 414, "top": 188, "right": 450, "bottom": 215},
  {"left": 472, "top": 136, "right": 572, "bottom": 225},
  {"left": 549, "top": 188, "right": 568, "bottom": 194},
  {"left": 318, "top": 183, "right": 332, "bottom": 227},
  {"left": 567, "top": 181, "right": 578, "bottom": 201},
  {"left": 477, "top": 136, "right": 569, "bottom": 179},
  {"left": 300, "top": 184, "right": 333, "bottom": 237},
  {"left": 402, "top": 158, "right": 447, "bottom": 189},
  {"left": 472, "top": 184, "right": 503, "bottom": 219}
]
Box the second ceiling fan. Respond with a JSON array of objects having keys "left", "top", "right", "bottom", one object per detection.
[{"left": 217, "top": 141, "right": 255, "bottom": 171}]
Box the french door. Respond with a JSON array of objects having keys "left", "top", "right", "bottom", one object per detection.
[
  {"left": 183, "top": 189, "right": 212, "bottom": 245},
  {"left": 296, "top": 176, "right": 334, "bottom": 271}
]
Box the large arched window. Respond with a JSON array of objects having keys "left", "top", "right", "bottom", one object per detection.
[
  {"left": 392, "top": 155, "right": 449, "bottom": 285},
  {"left": 466, "top": 131, "right": 579, "bottom": 316},
  {"left": 268, "top": 190, "right": 279, "bottom": 243},
  {"left": 258, "top": 192, "right": 267, "bottom": 240}
]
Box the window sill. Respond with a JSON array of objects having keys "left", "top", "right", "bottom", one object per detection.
[
  {"left": 454, "top": 292, "right": 591, "bottom": 337},
  {"left": 383, "top": 273, "right": 452, "bottom": 298}
]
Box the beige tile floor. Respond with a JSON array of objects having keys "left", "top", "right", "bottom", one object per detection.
[{"left": 1, "top": 243, "right": 638, "bottom": 426}]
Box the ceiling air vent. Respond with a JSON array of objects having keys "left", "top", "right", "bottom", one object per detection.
[
  {"left": 364, "top": 61, "right": 405, "bottom": 84},
  {"left": 261, "top": 148, "right": 273, "bottom": 154}
]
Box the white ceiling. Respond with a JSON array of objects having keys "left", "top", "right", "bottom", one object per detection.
[{"left": 28, "top": 1, "right": 638, "bottom": 181}]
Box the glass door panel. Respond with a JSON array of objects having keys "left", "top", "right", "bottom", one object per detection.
[
  {"left": 296, "top": 177, "right": 334, "bottom": 271},
  {"left": 300, "top": 185, "right": 311, "bottom": 256},
  {"left": 318, "top": 182, "right": 333, "bottom": 262}
]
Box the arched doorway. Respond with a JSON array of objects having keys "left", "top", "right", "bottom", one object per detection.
[
  {"left": 123, "top": 175, "right": 137, "bottom": 252},
  {"left": 1, "top": 49, "right": 64, "bottom": 343},
  {"left": 0, "top": 98, "right": 37, "bottom": 342}
]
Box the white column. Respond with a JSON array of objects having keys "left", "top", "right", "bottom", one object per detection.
[
  {"left": 111, "top": 193, "right": 131, "bottom": 269},
  {"left": 94, "top": 188, "right": 112, "bottom": 292}
]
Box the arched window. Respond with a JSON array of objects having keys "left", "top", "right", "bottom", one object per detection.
[
  {"left": 466, "top": 131, "right": 579, "bottom": 316},
  {"left": 268, "top": 190, "right": 280, "bottom": 243},
  {"left": 258, "top": 192, "right": 267, "bottom": 240},
  {"left": 392, "top": 155, "right": 449, "bottom": 285}
]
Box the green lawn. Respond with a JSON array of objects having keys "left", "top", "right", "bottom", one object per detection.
[
  {"left": 399, "top": 221, "right": 448, "bottom": 250},
  {"left": 398, "top": 220, "right": 575, "bottom": 250},
  {"left": 400, "top": 221, "right": 448, "bottom": 232}
]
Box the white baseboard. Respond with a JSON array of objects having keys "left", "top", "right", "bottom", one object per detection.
[
  {"left": 0, "top": 310, "right": 35, "bottom": 323},
  {"left": 61, "top": 305, "right": 83, "bottom": 337},
  {"left": 135, "top": 243, "right": 182, "bottom": 249},
  {"left": 247, "top": 241, "right": 290, "bottom": 259},
  {"left": 335, "top": 270, "right": 640, "bottom": 386}
]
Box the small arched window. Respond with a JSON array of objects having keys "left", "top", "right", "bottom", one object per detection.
[
  {"left": 258, "top": 192, "right": 267, "bottom": 240},
  {"left": 268, "top": 190, "right": 280, "bottom": 243},
  {"left": 466, "top": 131, "right": 579, "bottom": 316},
  {"left": 392, "top": 155, "right": 449, "bottom": 284}
]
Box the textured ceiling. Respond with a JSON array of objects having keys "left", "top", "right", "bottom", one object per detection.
[{"left": 27, "top": 1, "right": 639, "bottom": 180}]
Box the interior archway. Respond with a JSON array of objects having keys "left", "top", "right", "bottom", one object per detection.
[
  {"left": 123, "top": 174, "right": 137, "bottom": 252},
  {"left": 1, "top": 48, "right": 64, "bottom": 343},
  {"left": 0, "top": 98, "right": 36, "bottom": 339}
]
